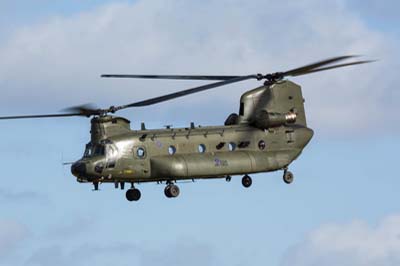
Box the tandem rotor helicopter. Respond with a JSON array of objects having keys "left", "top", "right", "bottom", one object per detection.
[{"left": 0, "top": 56, "right": 373, "bottom": 201}]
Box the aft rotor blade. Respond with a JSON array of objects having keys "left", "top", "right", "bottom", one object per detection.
[
  {"left": 101, "top": 74, "right": 239, "bottom": 81},
  {"left": 291, "top": 60, "right": 376, "bottom": 76},
  {"left": 283, "top": 55, "right": 359, "bottom": 77},
  {"left": 0, "top": 113, "right": 83, "bottom": 120},
  {"left": 118, "top": 75, "right": 256, "bottom": 108}
]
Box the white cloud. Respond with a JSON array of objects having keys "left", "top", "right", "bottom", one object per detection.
[
  {"left": 0, "top": 0, "right": 397, "bottom": 135},
  {"left": 281, "top": 214, "right": 400, "bottom": 266},
  {"left": 0, "top": 220, "right": 28, "bottom": 257}
]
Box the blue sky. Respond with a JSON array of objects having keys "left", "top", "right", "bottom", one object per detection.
[{"left": 0, "top": 1, "right": 399, "bottom": 266}]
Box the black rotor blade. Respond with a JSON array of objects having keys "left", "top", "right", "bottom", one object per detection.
[
  {"left": 0, "top": 113, "right": 83, "bottom": 120},
  {"left": 101, "top": 74, "right": 239, "bottom": 81},
  {"left": 118, "top": 75, "right": 256, "bottom": 108},
  {"left": 283, "top": 55, "right": 359, "bottom": 77},
  {"left": 62, "top": 103, "right": 103, "bottom": 116},
  {"left": 291, "top": 60, "right": 376, "bottom": 76}
]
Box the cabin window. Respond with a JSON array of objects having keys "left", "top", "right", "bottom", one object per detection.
[
  {"left": 198, "top": 144, "right": 206, "bottom": 153},
  {"left": 168, "top": 145, "right": 176, "bottom": 155},
  {"left": 228, "top": 142, "right": 236, "bottom": 151},
  {"left": 137, "top": 147, "right": 146, "bottom": 158},
  {"left": 258, "top": 140, "right": 266, "bottom": 150},
  {"left": 238, "top": 141, "right": 250, "bottom": 148},
  {"left": 216, "top": 142, "right": 225, "bottom": 150}
]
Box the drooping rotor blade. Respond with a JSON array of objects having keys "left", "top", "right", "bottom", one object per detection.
[
  {"left": 101, "top": 74, "right": 239, "bottom": 81},
  {"left": 116, "top": 75, "right": 257, "bottom": 108},
  {"left": 291, "top": 60, "right": 377, "bottom": 76},
  {"left": 282, "top": 55, "right": 359, "bottom": 77},
  {"left": 0, "top": 113, "right": 83, "bottom": 120}
]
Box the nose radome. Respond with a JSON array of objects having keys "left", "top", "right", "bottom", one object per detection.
[{"left": 71, "top": 162, "right": 87, "bottom": 177}]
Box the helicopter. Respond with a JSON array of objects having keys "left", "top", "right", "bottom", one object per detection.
[{"left": 0, "top": 55, "right": 373, "bottom": 201}]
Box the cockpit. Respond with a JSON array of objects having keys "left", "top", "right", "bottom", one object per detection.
[
  {"left": 72, "top": 139, "right": 120, "bottom": 179},
  {"left": 83, "top": 143, "right": 105, "bottom": 158},
  {"left": 82, "top": 139, "right": 119, "bottom": 169},
  {"left": 83, "top": 139, "right": 117, "bottom": 158}
]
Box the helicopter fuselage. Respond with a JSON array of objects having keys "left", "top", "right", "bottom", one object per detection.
[
  {"left": 72, "top": 122, "right": 313, "bottom": 184},
  {"left": 71, "top": 80, "right": 314, "bottom": 185}
]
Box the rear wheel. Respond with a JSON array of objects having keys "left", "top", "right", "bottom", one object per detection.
[{"left": 283, "top": 171, "right": 294, "bottom": 184}]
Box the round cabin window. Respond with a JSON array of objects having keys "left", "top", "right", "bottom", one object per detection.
[
  {"left": 258, "top": 140, "right": 266, "bottom": 150},
  {"left": 168, "top": 145, "right": 176, "bottom": 155},
  {"left": 198, "top": 144, "right": 206, "bottom": 153},
  {"left": 228, "top": 142, "right": 236, "bottom": 151},
  {"left": 137, "top": 147, "right": 146, "bottom": 158}
]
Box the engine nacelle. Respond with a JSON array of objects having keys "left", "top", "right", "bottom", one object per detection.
[{"left": 254, "top": 110, "right": 297, "bottom": 129}]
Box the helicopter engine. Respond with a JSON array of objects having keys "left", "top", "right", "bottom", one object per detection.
[
  {"left": 237, "top": 80, "right": 307, "bottom": 130},
  {"left": 254, "top": 110, "right": 297, "bottom": 129}
]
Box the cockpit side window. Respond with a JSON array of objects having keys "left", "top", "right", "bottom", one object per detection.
[
  {"left": 106, "top": 145, "right": 118, "bottom": 168},
  {"left": 83, "top": 143, "right": 92, "bottom": 158},
  {"left": 93, "top": 145, "right": 105, "bottom": 156}
]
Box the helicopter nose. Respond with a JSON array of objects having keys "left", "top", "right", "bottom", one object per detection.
[{"left": 71, "top": 162, "right": 87, "bottom": 177}]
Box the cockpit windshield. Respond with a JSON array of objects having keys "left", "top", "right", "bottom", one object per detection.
[{"left": 83, "top": 140, "right": 117, "bottom": 159}]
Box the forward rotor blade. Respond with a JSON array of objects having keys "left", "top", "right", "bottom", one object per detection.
[
  {"left": 283, "top": 55, "right": 359, "bottom": 77},
  {"left": 0, "top": 113, "right": 83, "bottom": 120},
  {"left": 118, "top": 75, "right": 256, "bottom": 108},
  {"left": 101, "top": 74, "right": 239, "bottom": 81},
  {"left": 291, "top": 60, "right": 376, "bottom": 76},
  {"left": 62, "top": 103, "right": 102, "bottom": 116}
]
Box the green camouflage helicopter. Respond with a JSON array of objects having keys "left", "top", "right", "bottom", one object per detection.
[{"left": 0, "top": 56, "right": 373, "bottom": 201}]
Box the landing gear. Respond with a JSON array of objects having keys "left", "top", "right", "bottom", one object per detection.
[
  {"left": 93, "top": 182, "right": 99, "bottom": 191},
  {"left": 241, "top": 175, "right": 252, "bottom": 188},
  {"left": 164, "top": 184, "right": 180, "bottom": 198},
  {"left": 225, "top": 175, "right": 232, "bottom": 182},
  {"left": 125, "top": 188, "right": 141, "bottom": 201},
  {"left": 283, "top": 169, "right": 294, "bottom": 184}
]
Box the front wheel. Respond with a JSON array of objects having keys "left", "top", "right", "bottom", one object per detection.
[
  {"left": 126, "top": 188, "right": 141, "bottom": 201},
  {"left": 241, "top": 175, "right": 252, "bottom": 188}
]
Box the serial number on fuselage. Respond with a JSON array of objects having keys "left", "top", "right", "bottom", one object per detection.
[{"left": 214, "top": 158, "right": 228, "bottom": 167}]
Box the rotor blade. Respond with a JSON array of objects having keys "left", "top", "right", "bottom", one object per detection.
[
  {"left": 283, "top": 55, "right": 359, "bottom": 77},
  {"left": 62, "top": 103, "right": 102, "bottom": 116},
  {"left": 118, "top": 75, "right": 257, "bottom": 108},
  {"left": 291, "top": 60, "right": 376, "bottom": 76},
  {"left": 101, "top": 74, "right": 239, "bottom": 81},
  {"left": 0, "top": 113, "right": 83, "bottom": 120}
]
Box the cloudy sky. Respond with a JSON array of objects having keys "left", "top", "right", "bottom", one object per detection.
[{"left": 0, "top": 1, "right": 399, "bottom": 265}]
